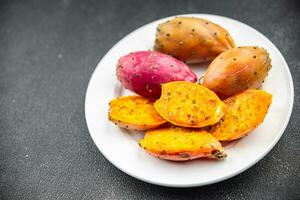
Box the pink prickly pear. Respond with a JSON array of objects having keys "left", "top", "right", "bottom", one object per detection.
[{"left": 116, "top": 51, "right": 197, "bottom": 99}]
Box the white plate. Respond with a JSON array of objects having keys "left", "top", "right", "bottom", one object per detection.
[{"left": 85, "top": 14, "right": 294, "bottom": 187}]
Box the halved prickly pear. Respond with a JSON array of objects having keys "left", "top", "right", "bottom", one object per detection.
[
  {"left": 155, "top": 17, "right": 235, "bottom": 64},
  {"left": 139, "top": 126, "right": 226, "bottom": 161},
  {"left": 210, "top": 89, "right": 272, "bottom": 141},
  {"left": 202, "top": 46, "right": 272, "bottom": 99},
  {"left": 154, "top": 81, "right": 224, "bottom": 128},
  {"left": 108, "top": 96, "right": 167, "bottom": 131},
  {"left": 116, "top": 51, "right": 197, "bottom": 99}
]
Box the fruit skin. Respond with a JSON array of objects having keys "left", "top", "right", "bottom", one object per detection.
[
  {"left": 210, "top": 89, "right": 272, "bottom": 141},
  {"left": 154, "top": 17, "right": 235, "bottom": 64},
  {"left": 154, "top": 81, "right": 224, "bottom": 128},
  {"left": 139, "top": 126, "right": 226, "bottom": 161},
  {"left": 202, "top": 46, "right": 272, "bottom": 99},
  {"left": 108, "top": 96, "right": 167, "bottom": 131},
  {"left": 116, "top": 51, "right": 197, "bottom": 99}
]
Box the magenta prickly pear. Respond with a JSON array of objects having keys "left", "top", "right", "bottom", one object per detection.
[{"left": 116, "top": 51, "right": 197, "bottom": 98}]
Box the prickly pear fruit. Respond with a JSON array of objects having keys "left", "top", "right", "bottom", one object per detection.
[
  {"left": 154, "top": 81, "right": 224, "bottom": 128},
  {"left": 210, "top": 89, "right": 272, "bottom": 141},
  {"left": 154, "top": 17, "right": 235, "bottom": 64},
  {"left": 139, "top": 126, "right": 226, "bottom": 161},
  {"left": 108, "top": 96, "right": 167, "bottom": 131},
  {"left": 116, "top": 51, "right": 197, "bottom": 99},
  {"left": 202, "top": 46, "right": 272, "bottom": 99}
]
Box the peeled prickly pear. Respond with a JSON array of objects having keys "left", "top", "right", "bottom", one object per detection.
[
  {"left": 202, "top": 46, "right": 272, "bottom": 99},
  {"left": 116, "top": 51, "right": 197, "bottom": 99},
  {"left": 154, "top": 17, "right": 235, "bottom": 64}
]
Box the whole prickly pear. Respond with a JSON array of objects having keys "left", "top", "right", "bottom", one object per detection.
[
  {"left": 202, "top": 46, "right": 272, "bottom": 99},
  {"left": 116, "top": 51, "right": 197, "bottom": 99},
  {"left": 155, "top": 17, "right": 235, "bottom": 64}
]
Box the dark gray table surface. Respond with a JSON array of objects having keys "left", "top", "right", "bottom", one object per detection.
[{"left": 0, "top": 0, "right": 299, "bottom": 199}]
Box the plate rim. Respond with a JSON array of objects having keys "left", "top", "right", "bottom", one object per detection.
[{"left": 84, "top": 13, "right": 294, "bottom": 187}]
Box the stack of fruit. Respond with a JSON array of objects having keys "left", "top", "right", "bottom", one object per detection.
[{"left": 108, "top": 17, "right": 272, "bottom": 161}]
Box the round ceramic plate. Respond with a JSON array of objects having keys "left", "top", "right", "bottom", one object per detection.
[{"left": 85, "top": 14, "right": 294, "bottom": 187}]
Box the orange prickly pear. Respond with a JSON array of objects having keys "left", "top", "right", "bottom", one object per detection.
[
  {"left": 155, "top": 17, "right": 235, "bottom": 64},
  {"left": 202, "top": 46, "right": 272, "bottom": 99}
]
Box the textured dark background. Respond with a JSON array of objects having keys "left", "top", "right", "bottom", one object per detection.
[{"left": 0, "top": 0, "right": 299, "bottom": 199}]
